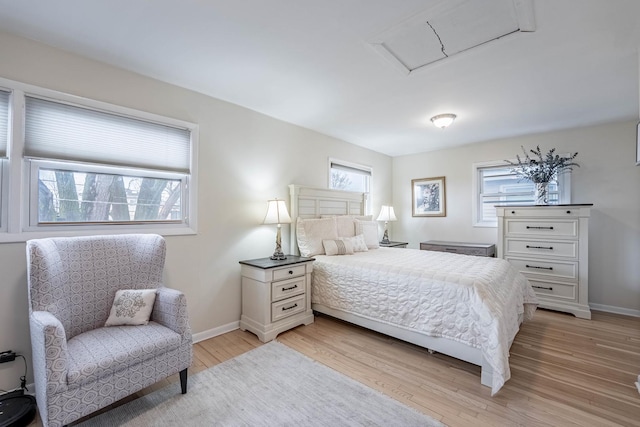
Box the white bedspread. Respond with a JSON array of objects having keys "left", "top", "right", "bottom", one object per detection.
[{"left": 311, "top": 248, "right": 538, "bottom": 394}]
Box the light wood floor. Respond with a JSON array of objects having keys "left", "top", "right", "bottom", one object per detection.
[{"left": 38, "top": 309, "right": 640, "bottom": 426}]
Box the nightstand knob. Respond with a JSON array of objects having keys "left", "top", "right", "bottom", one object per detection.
[
  {"left": 566, "top": 210, "right": 571, "bottom": 214},
  {"left": 288, "top": 270, "right": 293, "bottom": 275},
  {"left": 511, "top": 211, "right": 515, "bottom": 214}
]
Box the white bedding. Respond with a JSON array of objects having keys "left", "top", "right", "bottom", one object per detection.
[{"left": 311, "top": 248, "right": 538, "bottom": 394}]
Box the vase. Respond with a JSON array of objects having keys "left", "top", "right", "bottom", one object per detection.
[{"left": 534, "top": 182, "right": 549, "bottom": 205}]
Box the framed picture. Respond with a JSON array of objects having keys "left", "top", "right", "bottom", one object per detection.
[
  {"left": 412, "top": 176, "right": 446, "bottom": 217},
  {"left": 636, "top": 121, "right": 640, "bottom": 165}
]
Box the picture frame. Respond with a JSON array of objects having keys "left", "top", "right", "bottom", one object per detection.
[
  {"left": 636, "top": 121, "right": 640, "bottom": 165},
  {"left": 411, "top": 176, "right": 446, "bottom": 217}
]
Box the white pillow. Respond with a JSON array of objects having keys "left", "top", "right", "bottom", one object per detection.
[
  {"left": 105, "top": 289, "right": 157, "bottom": 326},
  {"left": 296, "top": 217, "right": 338, "bottom": 257},
  {"left": 354, "top": 219, "right": 380, "bottom": 249},
  {"left": 322, "top": 239, "right": 354, "bottom": 256},
  {"left": 342, "top": 234, "right": 369, "bottom": 252},
  {"left": 320, "top": 215, "right": 373, "bottom": 238}
]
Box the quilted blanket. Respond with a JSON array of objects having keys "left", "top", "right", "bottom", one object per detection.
[{"left": 311, "top": 248, "right": 538, "bottom": 394}]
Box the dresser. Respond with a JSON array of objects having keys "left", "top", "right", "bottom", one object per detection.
[
  {"left": 496, "top": 205, "right": 592, "bottom": 319},
  {"left": 239, "top": 256, "right": 314, "bottom": 342},
  {"left": 420, "top": 240, "right": 495, "bottom": 257}
]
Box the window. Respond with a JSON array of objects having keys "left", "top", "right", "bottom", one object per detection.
[
  {"left": 329, "top": 158, "right": 371, "bottom": 214},
  {"left": 473, "top": 161, "right": 571, "bottom": 226},
  {"left": 0, "top": 77, "right": 198, "bottom": 241},
  {"left": 329, "top": 159, "right": 371, "bottom": 193}
]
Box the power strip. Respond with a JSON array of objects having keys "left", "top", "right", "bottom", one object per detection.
[{"left": 0, "top": 350, "right": 17, "bottom": 363}]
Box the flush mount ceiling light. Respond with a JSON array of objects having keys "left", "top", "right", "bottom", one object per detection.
[{"left": 430, "top": 113, "right": 457, "bottom": 129}]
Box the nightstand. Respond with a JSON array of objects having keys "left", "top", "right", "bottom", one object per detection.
[
  {"left": 420, "top": 240, "right": 496, "bottom": 257},
  {"left": 239, "top": 256, "right": 315, "bottom": 342},
  {"left": 379, "top": 241, "right": 408, "bottom": 248}
]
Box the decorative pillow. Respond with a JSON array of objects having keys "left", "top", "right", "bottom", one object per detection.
[
  {"left": 342, "top": 234, "right": 369, "bottom": 252},
  {"left": 296, "top": 217, "right": 338, "bottom": 257},
  {"left": 105, "top": 289, "right": 157, "bottom": 326},
  {"left": 354, "top": 219, "right": 380, "bottom": 249},
  {"left": 320, "top": 215, "right": 373, "bottom": 238},
  {"left": 322, "top": 239, "right": 354, "bottom": 256}
]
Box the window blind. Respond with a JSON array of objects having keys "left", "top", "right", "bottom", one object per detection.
[
  {"left": 330, "top": 161, "right": 372, "bottom": 176},
  {"left": 0, "top": 90, "right": 10, "bottom": 158},
  {"left": 24, "top": 96, "right": 191, "bottom": 172}
]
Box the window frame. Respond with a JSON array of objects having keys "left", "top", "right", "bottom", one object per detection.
[
  {"left": 472, "top": 159, "right": 572, "bottom": 227},
  {"left": 328, "top": 158, "right": 372, "bottom": 214},
  {"left": 0, "top": 77, "right": 199, "bottom": 243}
]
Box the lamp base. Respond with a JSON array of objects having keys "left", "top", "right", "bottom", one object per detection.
[
  {"left": 270, "top": 251, "right": 287, "bottom": 260},
  {"left": 380, "top": 238, "right": 391, "bottom": 244},
  {"left": 380, "top": 228, "right": 391, "bottom": 245}
]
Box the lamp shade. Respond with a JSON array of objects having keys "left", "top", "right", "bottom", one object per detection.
[
  {"left": 376, "top": 205, "right": 397, "bottom": 222},
  {"left": 263, "top": 199, "right": 292, "bottom": 225}
]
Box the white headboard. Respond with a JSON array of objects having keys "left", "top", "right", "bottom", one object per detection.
[{"left": 288, "top": 184, "right": 367, "bottom": 255}]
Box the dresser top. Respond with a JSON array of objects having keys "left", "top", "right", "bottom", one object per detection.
[
  {"left": 421, "top": 240, "right": 495, "bottom": 249},
  {"left": 239, "top": 255, "right": 315, "bottom": 269},
  {"left": 496, "top": 203, "right": 593, "bottom": 207}
]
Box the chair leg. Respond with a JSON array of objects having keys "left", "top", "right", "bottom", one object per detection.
[{"left": 179, "top": 368, "right": 188, "bottom": 394}]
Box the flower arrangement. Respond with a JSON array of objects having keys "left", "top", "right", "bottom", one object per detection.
[{"left": 505, "top": 146, "right": 579, "bottom": 183}]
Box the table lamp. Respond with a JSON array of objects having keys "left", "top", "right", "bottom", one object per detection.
[
  {"left": 263, "top": 199, "right": 292, "bottom": 260},
  {"left": 376, "top": 205, "right": 397, "bottom": 244}
]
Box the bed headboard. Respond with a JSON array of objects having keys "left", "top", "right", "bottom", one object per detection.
[{"left": 288, "top": 184, "right": 367, "bottom": 256}]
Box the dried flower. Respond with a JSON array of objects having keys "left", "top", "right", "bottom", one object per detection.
[{"left": 505, "top": 146, "right": 579, "bottom": 183}]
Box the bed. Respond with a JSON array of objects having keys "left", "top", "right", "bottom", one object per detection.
[{"left": 288, "top": 184, "right": 538, "bottom": 395}]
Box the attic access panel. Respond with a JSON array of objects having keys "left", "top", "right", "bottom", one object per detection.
[{"left": 369, "top": 0, "right": 535, "bottom": 75}]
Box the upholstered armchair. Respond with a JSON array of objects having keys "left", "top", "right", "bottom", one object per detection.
[{"left": 26, "top": 234, "right": 192, "bottom": 427}]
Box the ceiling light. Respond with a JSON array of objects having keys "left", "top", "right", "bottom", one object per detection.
[{"left": 430, "top": 113, "right": 457, "bottom": 129}]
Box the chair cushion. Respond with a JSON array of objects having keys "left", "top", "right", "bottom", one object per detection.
[{"left": 66, "top": 321, "right": 181, "bottom": 389}]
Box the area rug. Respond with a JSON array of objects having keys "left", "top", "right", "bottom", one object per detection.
[{"left": 77, "top": 341, "right": 444, "bottom": 426}]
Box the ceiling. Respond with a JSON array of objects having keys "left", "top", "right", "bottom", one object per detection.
[{"left": 0, "top": 0, "right": 638, "bottom": 157}]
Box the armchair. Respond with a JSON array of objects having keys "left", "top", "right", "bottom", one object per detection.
[{"left": 26, "top": 234, "right": 192, "bottom": 427}]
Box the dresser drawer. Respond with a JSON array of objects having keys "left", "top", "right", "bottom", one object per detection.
[
  {"left": 272, "top": 264, "right": 307, "bottom": 281},
  {"left": 505, "top": 219, "right": 578, "bottom": 238},
  {"left": 506, "top": 257, "right": 578, "bottom": 282},
  {"left": 271, "top": 276, "right": 305, "bottom": 302},
  {"left": 529, "top": 279, "right": 577, "bottom": 301},
  {"left": 271, "top": 294, "right": 306, "bottom": 322},
  {"left": 504, "top": 239, "right": 577, "bottom": 259}
]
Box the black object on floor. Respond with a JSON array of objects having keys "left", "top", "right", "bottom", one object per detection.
[{"left": 0, "top": 391, "right": 36, "bottom": 427}]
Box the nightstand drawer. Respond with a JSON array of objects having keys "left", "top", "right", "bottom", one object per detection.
[
  {"left": 529, "top": 280, "right": 576, "bottom": 301},
  {"left": 271, "top": 276, "right": 305, "bottom": 302},
  {"left": 271, "top": 294, "right": 306, "bottom": 322},
  {"left": 505, "top": 219, "right": 578, "bottom": 238},
  {"left": 506, "top": 257, "right": 578, "bottom": 282},
  {"left": 272, "top": 265, "right": 306, "bottom": 281},
  {"left": 504, "top": 239, "right": 577, "bottom": 259}
]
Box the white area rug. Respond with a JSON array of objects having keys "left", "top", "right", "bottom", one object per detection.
[{"left": 77, "top": 341, "right": 444, "bottom": 426}]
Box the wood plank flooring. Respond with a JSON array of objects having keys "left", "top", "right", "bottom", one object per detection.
[
  {"left": 199, "top": 309, "right": 640, "bottom": 427},
  {"left": 38, "top": 308, "right": 640, "bottom": 426}
]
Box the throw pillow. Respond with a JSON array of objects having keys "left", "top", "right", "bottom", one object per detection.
[
  {"left": 342, "top": 234, "right": 369, "bottom": 252},
  {"left": 354, "top": 219, "right": 380, "bottom": 249},
  {"left": 105, "top": 289, "right": 157, "bottom": 326},
  {"left": 322, "top": 239, "right": 355, "bottom": 256}
]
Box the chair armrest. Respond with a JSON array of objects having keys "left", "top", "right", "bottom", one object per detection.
[
  {"left": 29, "top": 311, "right": 68, "bottom": 395},
  {"left": 152, "top": 287, "right": 192, "bottom": 342}
]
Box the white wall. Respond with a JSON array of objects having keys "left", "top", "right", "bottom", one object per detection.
[
  {"left": 392, "top": 120, "right": 640, "bottom": 314},
  {"left": 0, "top": 31, "right": 392, "bottom": 389}
]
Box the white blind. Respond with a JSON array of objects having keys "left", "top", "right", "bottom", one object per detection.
[
  {"left": 0, "top": 90, "right": 9, "bottom": 158},
  {"left": 24, "top": 96, "right": 191, "bottom": 172},
  {"left": 330, "top": 161, "right": 372, "bottom": 176}
]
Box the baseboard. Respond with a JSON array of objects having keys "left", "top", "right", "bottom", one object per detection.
[
  {"left": 590, "top": 303, "right": 640, "bottom": 318},
  {"left": 192, "top": 320, "right": 240, "bottom": 343}
]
